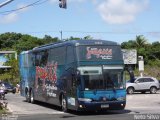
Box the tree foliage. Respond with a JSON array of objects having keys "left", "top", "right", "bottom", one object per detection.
[
  {"left": 0, "top": 33, "right": 60, "bottom": 54},
  {"left": 135, "top": 35, "right": 148, "bottom": 48},
  {"left": 121, "top": 35, "right": 160, "bottom": 65}
]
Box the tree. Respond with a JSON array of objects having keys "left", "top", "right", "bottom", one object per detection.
[
  {"left": 67, "top": 36, "right": 81, "bottom": 41},
  {"left": 121, "top": 40, "right": 136, "bottom": 49},
  {"left": 13, "top": 34, "right": 43, "bottom": 53},
  {"left": 135, "top": 35, "right": 148, "bottom": 48},
  {"left": 5, "top": 59, "right": 19, "bottom": 85},
  {"left": 151, "top": 41, "right": 160, "bottom": 59},
  {"left": 0, "top": 32, "right": 22, "bottom": 50},
  {"left": 83, "top": 35, "right": 93, "bottom": 40},
  {"left": 43, "top": 35, "right": 59, "bottom": 44},
  {"left": 0, "top": 56, "right": 19, "bottom": 85}
]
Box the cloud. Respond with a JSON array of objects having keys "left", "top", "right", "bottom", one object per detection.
[
  {"left": 0, "top": 13, "right": 18, "bottom": 24},
  {"left": 0, "top": 3, "right": 29, "bottom": 24},
  {"left": 97, "top": 0, "right": 149, "bottom": 24}
]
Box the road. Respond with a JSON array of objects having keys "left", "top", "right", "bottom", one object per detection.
[{"left": 1, "top": 92, "right": 160, "bottom": 120}]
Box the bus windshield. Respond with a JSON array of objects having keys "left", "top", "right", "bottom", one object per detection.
[{"left": 78, "top": 66, "right": 124, "bottom": 90}]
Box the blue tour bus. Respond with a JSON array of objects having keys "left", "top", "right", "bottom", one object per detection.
[{"left": 19, "top": 40, "right": 126, "bottom": 112}]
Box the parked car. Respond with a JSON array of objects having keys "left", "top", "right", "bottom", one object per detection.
[
  {"left": 126, "top": 77, "right": 160, "bottom": 94},
  {"left": 3, "top": 82, "right": 16, "bottom": 94}
]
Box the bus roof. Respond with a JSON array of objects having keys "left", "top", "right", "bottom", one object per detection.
[
  {"left": 20, "top": 50, "right": 33, "bottom": 55},
  {"left": 32, "top": 40, "right": 119, "bottom": 52}
]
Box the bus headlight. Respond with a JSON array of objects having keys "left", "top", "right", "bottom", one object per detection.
[
  {"left": 78, "top": 98, "right": 92, "bottom": 102},
  {"left": 117, "top": 97, "right": 126, "bottom": 101}
]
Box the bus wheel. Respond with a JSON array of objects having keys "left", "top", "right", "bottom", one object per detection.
[
  {"left": 25, "top": 89, "right": 29, "bottom": 102},
  {"left": 30, "top": 89, "right": 35, "bottom": 104},
  {"left": 61, "top": 95, "right": 68, "bottom": 112},
  {"left": 119, "top": 103, "right": 126, "bottom": 110}
]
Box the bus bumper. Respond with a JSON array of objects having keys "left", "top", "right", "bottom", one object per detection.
[{"left": 77, "top": 101, "right": 126, "bottom": 111}]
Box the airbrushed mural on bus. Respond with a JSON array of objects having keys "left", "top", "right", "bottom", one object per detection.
[{"left": 19, "top": 40, "right": 126, "bottom": 112}]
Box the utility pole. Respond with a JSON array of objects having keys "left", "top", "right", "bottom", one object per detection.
[
  {"left": 60, "top": 31, "right": 62, "bottom": 41},
  {"left": 0, "top": 0, "right": 14, "bottom": 8}
]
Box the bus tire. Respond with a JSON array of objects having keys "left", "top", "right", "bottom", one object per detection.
[
  {"left": 30, "top": 89, "right": 36, "bottom": 104},
  {"left": 25, "top": 88, "right": 29, "bottom": 102},
  {"left": 61, "top": 95, "right": 68, "bottom": 112},
  {"left": 119, "top": 103, "right": 126, "bottom": 110}
]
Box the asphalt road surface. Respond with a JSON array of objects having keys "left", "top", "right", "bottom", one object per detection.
[{"left": 1, "top": 91, "right": 160, "bottom": 120}]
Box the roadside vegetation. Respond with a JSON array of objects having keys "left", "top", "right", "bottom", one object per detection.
[
  {"left": 122, "top": 35, "right": 160, "bottom": 80},
  {"left": 0, "top": 109, "right": 6, "bottom": 115},
  {"left": 0, "top": 32, "right": 160, "bottom": 84},
  {"left": 0, "top": 102, "right": 8, "bottom": 115}
]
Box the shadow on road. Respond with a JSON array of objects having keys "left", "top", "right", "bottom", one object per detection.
[
  {"left": 22, "top": 100, "right": 131, "bottom": 116},
  {"left": 69, "top": 109, "right": 131, "bottom": 116},
  {"left": 22, "top": 100, "right": 62, "bottom": 111},
  {"left": 127, "top": 92, "right": 160, "bottom": 95}
]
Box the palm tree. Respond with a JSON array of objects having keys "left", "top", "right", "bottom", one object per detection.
[{"left": 135, "top": 35, "right": 148, "bottom": 48}]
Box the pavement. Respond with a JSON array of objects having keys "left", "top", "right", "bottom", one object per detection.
[{"left": 2, "top": 91, "right": 160, "bottom": 120}]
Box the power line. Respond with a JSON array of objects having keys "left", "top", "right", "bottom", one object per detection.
[
  {"left": 33, "top": 0, "right": 49, "bottom": 5},
  {"left": 0, "top": 0, "right": 49, "bottom": 15},
  {"left": 21, "top": 30, "right": 160, "bottom": 35},
  {"left": 17, "top": 30, "right": 160, "bottom": 35},
  {"left": 0, "top": 0, "right": 14, "bottom": 8}
]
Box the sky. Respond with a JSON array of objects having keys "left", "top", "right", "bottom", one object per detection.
[{"left": 0, "top": 0, "right": 160, "bottom": 44}]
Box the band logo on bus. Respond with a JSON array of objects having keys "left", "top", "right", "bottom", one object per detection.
[
  {"left": 35, "top": 62, "right": 57, "bottom": 92},
  {"left": 86, "top": 47, "right": 112, "bottom": 60}
]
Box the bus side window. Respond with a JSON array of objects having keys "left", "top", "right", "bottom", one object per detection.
[
  {"left": 48, "top": 47, "right": 66, "bottom": 65},
  {"left": 66, "top": 46, "right": 75, "bottom": 69},
  {"left": 35, "top": 53, "right": 41, "bottom": 66},
  {"left": 40, "top": 50, "right": 48, "bottom": 66}
]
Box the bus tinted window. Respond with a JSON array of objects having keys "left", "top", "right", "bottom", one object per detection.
[
  {"left": 66, "top": 46, "right": 75, "bottom": 64},
  {"left": 35, "top": 51, "right": 48, "bottom": 66},
  {"left": 48, "top": 47, "right": 66, "bottom": 65}
]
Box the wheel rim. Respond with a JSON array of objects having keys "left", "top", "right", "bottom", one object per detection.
[
  {"left": 26, "top": 91, "right": 29, "bottom": 101},
  {"left": 30, "top": 91, "right": 34, "bottom": 103},
  {"left": 129, "top": 88, "right": 133, "bottom": 94},
  {"left": 62, "top": 96, "right": 67, "bottom": 111},
  {"left": 151, "top": 87, "right": 156, "bottom": 93}
]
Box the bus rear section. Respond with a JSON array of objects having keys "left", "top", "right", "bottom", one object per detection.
[{"left": 19, "top": 51, "right": 35, "bottom": 102}]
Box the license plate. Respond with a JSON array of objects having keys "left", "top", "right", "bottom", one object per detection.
[{"left": 101, "top": 104, "right": 109, "bottom": 108}]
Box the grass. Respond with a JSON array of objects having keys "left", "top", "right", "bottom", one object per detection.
[{"left": 0, "top": 108, "right": 7, "bottom": 115}]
